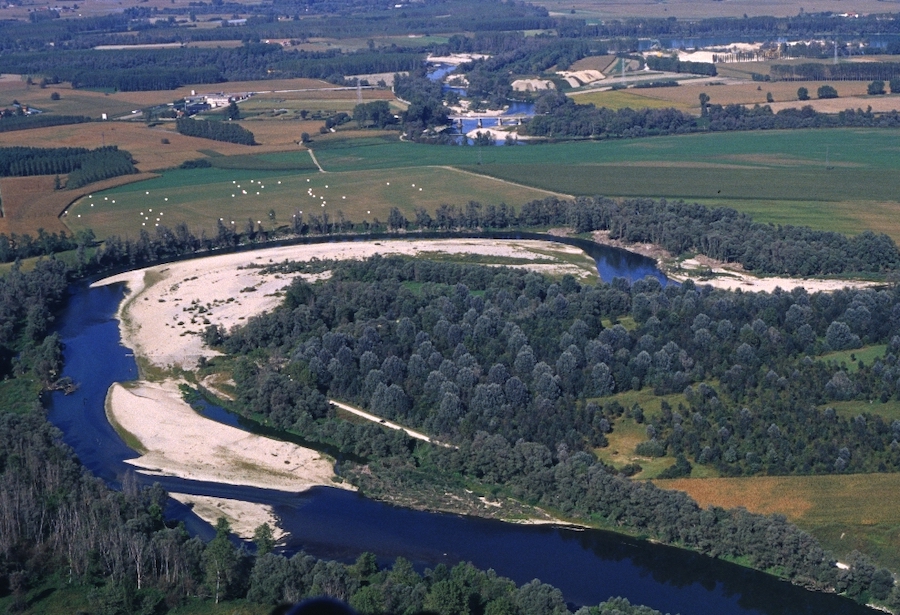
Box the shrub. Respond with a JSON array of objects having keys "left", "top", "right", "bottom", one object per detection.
[
  {"left": 817, "top": 85, "right": 838, "bottom": 99},
  {"left": 868, "top": 80, "right": 885, "bottom": 95}
]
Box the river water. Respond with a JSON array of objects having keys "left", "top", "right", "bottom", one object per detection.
[
  {"left": 428, "top": 63, "right": 536, "bottom": 145},
  {"left": 45, "top": 238, "right": 872, "bottom": 615}
]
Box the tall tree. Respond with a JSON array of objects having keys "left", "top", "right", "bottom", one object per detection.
[{"left": 203, "top": 517, "right": 238, "bottom": 603}]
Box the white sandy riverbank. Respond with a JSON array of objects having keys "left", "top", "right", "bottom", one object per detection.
[
  {"left": 92, "top": 239, "right": 593, "bottom": 371},
  {"left": 591, "top": 230, "right": 878, "bottom": 293},
  {"left": 106, "top": 379, "right": 348, "bottom": 492},
  {"left": 169, "top": 493, "right": 287, "bottom": 542}
]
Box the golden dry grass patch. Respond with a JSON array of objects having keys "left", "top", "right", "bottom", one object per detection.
[
  {"left": 655, "top": 476, "right": 816, "bottom": 518},
  {"left": 654, "top": 473, "right": 900, "bottom": 527},
  {"left": 0, "top": 122, "right": 274, "bottom": 171},
  {"left": 234, "top": 120, "right": 327, "bottom": 147},
  {"left": 850, "top": 201, "right": 900, "bottom": 244},
  {"left": 767, "top": 95, "right": 900, "bottom": 114},
  {"left": 633, "top": 81, "right": 871, "bottom": 109},
  {"left": 0, "top": 172, "right": 157, "bottom": 236}
]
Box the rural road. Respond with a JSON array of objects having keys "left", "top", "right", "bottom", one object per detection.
[
  {"left": 308, "top": 149, "right": 326, "bottom": 173},
  {"left": 329, "top": 399, "right": 454, "bottom": 448}
]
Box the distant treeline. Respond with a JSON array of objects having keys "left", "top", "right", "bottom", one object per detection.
[
  {"left": 0, "top": 45, "right": 423, "bottom": 90},
  {"left": 0, "top": 0, "right": 554, "bottom": 52},
  {"left": 555, "top": 12, "right": 900, "bottom": 41},
  {"left": 522, "top": 91, "right": 900, "bottom": 139},
  {"left": 0, "top": 113, "right": 90, "bottom": 133},
  {"left": 7, "top": 2, "right": 900, "bottom": 54},
  {"left": 175, "top": 118, "right": 256, "bottom": 145},
  {"left": 645, "top": 56, "right": 717, "bottom": 76},
  {"left": 770, "top": 62, "right": 900, "bottom": 82},
  {"left": 0, "top": 146, "right": 135, "bottom": 187}
]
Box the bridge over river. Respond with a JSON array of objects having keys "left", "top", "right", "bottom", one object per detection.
[{"left": 448, "top": 114, "right": 529, "bottom": 128}]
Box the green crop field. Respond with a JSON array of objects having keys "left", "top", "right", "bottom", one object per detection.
[
  {"left": 65, "top": 160, "right": 562, "bottom": 239},
  {"left": 570, "top": 89, "right": 692, "bottom": 110},
  {"left": 59, "top": 128, "right": 900, "bottom": 241},
  {"left": 311, "top": 130, "right": 900, "bottom": 240},
  {"left": 315, "top": 129, "right": 900, "bottom": 172}
]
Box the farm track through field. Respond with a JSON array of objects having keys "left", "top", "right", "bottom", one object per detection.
[
  {"left": 308, "top": 149, "right": 326, "bottom": 173},
  {"left": 440, "top": 165, "right": 573, "bottom": 199}
]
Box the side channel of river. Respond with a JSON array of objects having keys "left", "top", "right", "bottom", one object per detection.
[{"left": 46, "top": 237, "right": 873, "bottom": 615}]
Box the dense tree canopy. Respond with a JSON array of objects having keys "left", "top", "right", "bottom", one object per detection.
[{"left": 215, "top": 254, "right": 900, "bottom": 606}]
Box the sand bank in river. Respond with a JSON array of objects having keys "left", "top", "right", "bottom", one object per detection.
[
  {"left": 92, "top": 239, "right": 593, "bottom": 371},
  {"left": 168, "top": 493, "right": 287, "bottom": 542},
  {"left": 591, "top": 230, "right": 878, "bottom": 293},
  {"left": 106, "top": 379, "right": 349, "bottom": 493}
]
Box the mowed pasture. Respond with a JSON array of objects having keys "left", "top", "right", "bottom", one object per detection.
[
  {"left": 654, "top": 474, "right": 900, "bottom": 570},
  {"left": 206, "top": 86, "right": 397, "bottom": 124},
  {"left": 462, "top": 129, "right": 900, "bottom": 241},
  {"left": 63, "top": 163, "right": 562, "bottom": 239}
]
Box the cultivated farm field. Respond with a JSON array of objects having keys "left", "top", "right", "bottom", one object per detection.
[
  {"left": 655, "top": 474, "right": 900, "bottom": 571},
  {"left": 612, "top": 80, "right": 875, "bottom": 110},
  {"left": 285, "top": 131, "right": 900, "bottom": 242},
  {"left": 0, "top": 122, "right": 268, "bottom": 172},
  {"left": 0, "top": 173, "right": 158, "bottom": 236},
  {"left": 570, "top": 89, "right": 692, "bottom": 111},
  {"left": 64, "top": 162, "right": 562, "bottom": 239}
]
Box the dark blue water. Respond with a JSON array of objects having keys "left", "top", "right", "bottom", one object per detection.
[
  {"left": 428, "top": 63, "right": 460, "bottom": 82},
  {"left": 44, "top": 241, "right": 870, "bottom": 615}
]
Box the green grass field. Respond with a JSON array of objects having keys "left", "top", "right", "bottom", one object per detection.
[
  {"left": 820, "top": 344, "right": 889, "bottom": 373},
  {"left": 569, "top": 89, "right": 691, "bottom": 110},
  {"left": 65, "top": 158, "right": 561, "bottom": 238},
  {"left": 311, "top": 130, "right": 900, "bottom": 241}
]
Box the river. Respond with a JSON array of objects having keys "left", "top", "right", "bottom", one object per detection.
[
  {"left": 428, "top": 63, "right": 536, "bottom": 145},
  {"left": 46, "top": 237, "right": 873, "bottom": 615}
]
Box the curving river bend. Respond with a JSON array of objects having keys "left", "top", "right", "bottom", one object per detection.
[{"left": 46, "top": 237, "right": 873, "bottom": 615}]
